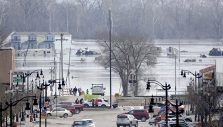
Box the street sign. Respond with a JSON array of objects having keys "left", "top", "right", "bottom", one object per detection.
[
  {"left": 11, "top": 71, "right": 24, "bottom": 86},
  {"left": 12, "top": 75, "right": 23, "bottom": 84}
]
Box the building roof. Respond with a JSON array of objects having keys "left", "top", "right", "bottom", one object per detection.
[{"left": 13, "top": 32, "right": 71, "bottom": 36}]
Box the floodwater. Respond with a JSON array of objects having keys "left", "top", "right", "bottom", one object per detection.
[{"left": 16, "top": 39, "right": 223, "bottom": 96}]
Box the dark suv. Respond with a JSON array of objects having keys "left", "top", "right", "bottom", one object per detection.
[{"left": 126, "top": 109, "right": 149, "bottom": 122}]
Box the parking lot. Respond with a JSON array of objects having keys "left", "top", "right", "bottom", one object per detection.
[{"left": 29, "top": 108, "right": 150, "bottom": 127}]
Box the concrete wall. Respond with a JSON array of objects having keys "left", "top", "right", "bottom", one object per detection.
[{"left": 0, "top": 48, "right": 15, "bottom": 85}]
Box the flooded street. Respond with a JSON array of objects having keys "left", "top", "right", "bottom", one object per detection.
[{"left": 16, "top": 40, "right": 223, "bottom": 96}]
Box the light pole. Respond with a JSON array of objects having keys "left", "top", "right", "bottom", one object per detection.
[
  {"left": 181, "top": 70, "right": 202, "bottom": 92},
  {"left": 146, "top": 80, "right": 171, "bottom": 127},
  {"left": 181, "top": 70, "right": 203, "bottom": 121},
  {"left": 108, "top": 9, "right": 112, "bottom": 109},
  {"left": 0, "top": 96, "right": 38, "bottom": 127},
  {"left": 36, "top": 78, "right": 58, "bottom": 127},
  {"left": 56, "top": 33, "right": 68, "bottom": 95}
]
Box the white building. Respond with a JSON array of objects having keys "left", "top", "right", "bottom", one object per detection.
[
  {"left": 216, "top": 59, "right": 223, "bottom": 86},
  {"left": 2, "top": 32, "right": 72, "bottom": 50}
]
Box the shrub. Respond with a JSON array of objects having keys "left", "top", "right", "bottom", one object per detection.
[{"left": 114, "top": 93, "right": 120, "bottom": 98}]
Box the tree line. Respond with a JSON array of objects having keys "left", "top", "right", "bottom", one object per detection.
[{"left": 0, "top": 0, "right": 223, "bottom": 42}]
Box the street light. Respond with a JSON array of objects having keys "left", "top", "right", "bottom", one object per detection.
[
  {"left": 36, "top": 80, "right": 51, "bottom": 127},
  {"left": 181, "top": 70, "right": 202, "bottom": 92},
  {"left": 36, "top": 79, "right": 64, "bottom": 127},
  {"left": 48, "top": 79, "right": 65, "bottom": 93},
  {"left": 146, "top": 80, "right": 171, "bottom": 127},
  {"left": 0, "top": 95, "right": 37, "bottom": 127},
  {"left": 17, "top": 69, "right": 43, "bottom": 92}
]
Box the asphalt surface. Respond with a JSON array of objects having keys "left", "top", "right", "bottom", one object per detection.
[{"left": 20, "top": 108, "right": 150, "bottom": 127}]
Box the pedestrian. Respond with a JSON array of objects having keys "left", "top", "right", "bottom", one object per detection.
[
  {"left": 75, "top": 98, "right": 79, "bottom": 104},
  {"left": 92, "top": 99, "right": 95, "bottom": 107},
  {"left": 86, "top": 89, "right": 89, "bottom": 94},
  {"left": 69, "top": 88, "right": 72, "bottom": 95},
  {"left": 95, "top": 99, "right": 98, "bottom": 107},
  {"left": 80, "top": 98, "right": 83, "bottom": 104},
  {"left": 78, "top": 88, "right": 81, "bottom": 96},
  {"left": 73, "top": 87, "right": 77, "bottom": 96}
]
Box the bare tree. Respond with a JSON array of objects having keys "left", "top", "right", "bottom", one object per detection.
[{"left": 96, "top": 33, "right": 159, "bottom": 96}]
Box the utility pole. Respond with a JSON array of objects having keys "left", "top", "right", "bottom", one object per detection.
[
  {"left": 175, "top": 55, "right": 177, "bottom": 96},
  {"left": 109, "top": 9, "right": 112, "bottom": 109},
  {"left": 60, "top": 34, "right": 64, "bottom": 83},
  {"left": 56, "top": 33, "right": 68, "bottom": 93}
]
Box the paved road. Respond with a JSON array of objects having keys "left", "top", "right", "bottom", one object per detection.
[{"left": 29, "top": 108, "right": 149, "bottom": 127}]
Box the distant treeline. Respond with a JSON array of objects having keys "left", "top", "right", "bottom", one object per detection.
[{"left": 1, "top": 0, "right": 223, "bottom": 40}]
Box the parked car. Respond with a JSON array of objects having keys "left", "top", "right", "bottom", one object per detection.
[
  {"left": 58, "top": 101, "right": 84, "bottom": 113},
  {"left": 54, "top": 104, "right": 76, "bottom": 114},
  {"left": 157, "top": 120, "right": 190, "bottom": 127},
  {"left": 71, "top": 120, "right": 89, "bottom": 127},
  {"left": 82, "top": 119, "right": 95, "bottom": 127},
  {"left": 83, "top": 98, "right": 110, "bottom": 108},
  {"left": 46, "top": 107, "right": 72, "bottom": 118},
  {"left": 125, "top": 109, "right": 149, "bottom": 122},
  {"left": 116, "top": 114, "right": 138, "bottom": 127},
  {"left": 148, "top": 114, "right": 159, "bottom": 125}
]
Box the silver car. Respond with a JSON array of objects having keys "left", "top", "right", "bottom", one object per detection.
[
  {"left": 82, "top": 119, "right": 96, "bottom": 127},
  {"left": 116, "top": 114, "right": 138, "bottom": 127},
  {"left": 46, "top": 107, "right": 72, "bottom": 118}
]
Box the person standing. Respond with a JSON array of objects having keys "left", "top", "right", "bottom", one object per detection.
[
  {"left": 80, "top": 98, "right": 84, "bottom": 104},
  {"left": 69, "top": 88, "right": 72, "bottom": 95},
  {"left": 75, "top": 98, "right": 79, "bottom": 104},
  {"left": 95, "top": 99, "right": 99, "bottom": 107},
  {"left": 78, "top": 88, "right": 81, "bottom": 96},
  {"left": 73, "top": 87, "right": 77, "bottom": 96},
  {"left": 86, "top": 89, "right": 89, "bottom": 94},
  {"left": 92, "top": 99, "right": 95, "bottom": 107}
]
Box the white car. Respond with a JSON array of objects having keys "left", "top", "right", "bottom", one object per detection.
[
  {"left": 82, "top": 119, "right": 95, "bottom": 127},
  {"left": 72, "top": 120, "right": 89, "bottom": 127},
  {"left": 46, "top": 107, "right": 73, "bottom": 118},
  {"left": 116, "top": 114, "right": 138, "bottom": 127},
  {"left": 157, "top": 120, "right": 190, "bottom": 127},
  {"left": 83, "top": 98, "right": 110, "bottom": 108}
]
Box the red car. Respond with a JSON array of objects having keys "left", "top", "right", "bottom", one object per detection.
[
  {"left": 55, "top": 104, "right": 76, "bottom": 114},
  {"left": 58, "top": 101, "right": 84, "bottom": 114},
  {"left": 125, "top": 109, "right": 149, "bottom": 122}
]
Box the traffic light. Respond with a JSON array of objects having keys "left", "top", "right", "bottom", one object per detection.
[
  {"left": 146, "top": 81, "right": 151, "bottom": 90},
  {"left": 62, "top": 78, "right": 65, "bottom": 86}
]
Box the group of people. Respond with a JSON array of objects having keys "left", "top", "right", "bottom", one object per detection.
[
  {"left": 69, "top": 87, "right": 82, "bottom": 96},
  {"left": 69, "top": 87, "right": 89, "bottom": 96},
  {"left": 75, "top": 98, "right": 84, "bottom": 104},
  {"left": 91, "top": 99, "right": 99, "bottom": 107}
]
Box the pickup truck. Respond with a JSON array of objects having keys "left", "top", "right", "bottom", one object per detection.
[{"left": 57, "top": 101, "right": 84, "bottom": 114}]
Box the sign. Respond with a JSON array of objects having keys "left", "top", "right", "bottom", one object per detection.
[{"left": 10, "top": 71, "right": 24, "bottom": 86}]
